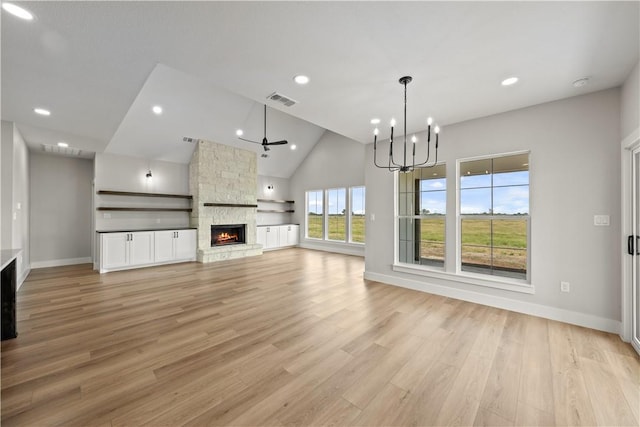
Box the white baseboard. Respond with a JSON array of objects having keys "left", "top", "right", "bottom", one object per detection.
[
  {"left": 300, "top": 240, "right": 365, "bottom": 257},
  {"left": 31, "top": 257, "right": 92, "bottom": 269},
  {"left": 364, "top": 270, "right": 621, "bottom": 335}
]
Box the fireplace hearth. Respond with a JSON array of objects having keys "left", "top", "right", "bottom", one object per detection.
[{"left": 211, "top": 224, "right": 246, "bottom": 246}]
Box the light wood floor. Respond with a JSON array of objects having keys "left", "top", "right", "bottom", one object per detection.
[{"left": 1, "top": 248, "right": 638, "bottom": 426}]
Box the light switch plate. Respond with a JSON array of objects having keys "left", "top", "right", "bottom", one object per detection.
[{"left": 594, "top": 215, "right": 610, "bottom": 226}]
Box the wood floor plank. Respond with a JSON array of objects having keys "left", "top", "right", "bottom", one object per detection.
[{"left": 1, "top": 248, "right": 637, "bottom": 427}]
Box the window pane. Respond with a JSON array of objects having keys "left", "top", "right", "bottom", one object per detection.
[
  {"left": 307, "top": 190, "right": 323, "bottom": 239},
  {"left": 461, "top": 219, "right": 491, "bottom": 272},
  {"left": 460, "top": 159, "right": 492, "bottom": 189},
  {"left": 493, "top": 185, "right": 529, "bottom": 215},
  {"left": 460, "top": 188, "right": 491, "bottom": 214},
  {"left": 350, "top": 187, "right": 366, "bottom": 243},
  {"left": 420, "top": 190, "right": 446, "bottom": 215},
  {"left": 327, "top": 188, "right": 346, "bottom": 241},
  {"left": 398, "top": 218, "right": 417, "bottom": 264},
  {"left": 493, "top": 170, "right": 529, "bottom": 187},
  {"left": 420, "top": 217, "right": 445, "bottom": 267}
]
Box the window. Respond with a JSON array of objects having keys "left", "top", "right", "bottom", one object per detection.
[
  {"left": 350, "top": 186, "right": 366, "bottom": 243},
  {"left": 397, "top": 164, "right": 446, "bottom": 268},
  {"left": 306, "top": 187, "right": 365, "bottom": 244},
  {"left": 306, "top": 190, "right": 323, "bottom": 239},
  {"left": 327, "top": 188, "right": 346, "bottom": 241},
  {"left": 459, "top": 153, "right": 529, "bottom": 280}
]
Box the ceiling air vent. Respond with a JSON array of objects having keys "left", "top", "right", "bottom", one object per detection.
[
  {"left": 267, "top": 92, "right": 297, "bottom": 107},
  {"left": 42, "top": 143, "right": 82, "bottom": 157},
  {"left": 182, "top": 136, "right": 198, "bottom": 143}
]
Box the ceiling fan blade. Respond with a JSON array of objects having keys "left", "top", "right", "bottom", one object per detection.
[
  {"left": 265, "top": 140, "right": 288, "bottom": 146},
  {"left": 238, "top": 137, "right": 260, "bottom": 145}
]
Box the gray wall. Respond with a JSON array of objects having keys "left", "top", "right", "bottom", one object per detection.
[
  {"left": 30, "top": 152, "right": 93, "bottom": 266},
  {"left": 257, "top": 174, "right": 292, "bottom": 226},
  {"left": 290, "top": 130, "right": 365, "bottom": 254},
  {"left": 94, "top": 152, "right": 190, "bottom": 232},
  {"left": 1, "top": 121, "right": 30, "bottom": 285},
  {"left": 365, "top": 88, "right": 622, "bottom": 327},
  {"left": 621, "top": 60, "right": 639, "bottom": 141}
]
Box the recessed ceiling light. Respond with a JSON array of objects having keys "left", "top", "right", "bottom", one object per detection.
[
  {"left": 370, "top": 118, "right": 380, "bottom": 125},
  {"left": 501, "top": 77, "right": 519, "bottom": 86},
  {"left": 2, "top": 2, "right": 34, "bottom": 20},
  {"left": 235, "top": 129, "right": 244, "bottom": 137},
  {"left": 293, "top": 75, "right": 309, "bottom": 85},
  {"left": 572, "top": 77, "right": 589, "bottom": 88},
  {"left": 290, "top": 144, "right": 297, "bottom": 150},
  {"left": 152, "top": 105, "right": 163, "bottom": 115},
  {"left": 57, "top": 141, "right": 68, "bottom": 148},
  {"left": 34, "top": 108, "right": 50, "bottom": 116}
]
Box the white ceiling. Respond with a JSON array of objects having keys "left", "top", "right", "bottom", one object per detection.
[{"left": 2, "top": 1, "right": 638, "bottom": 178}]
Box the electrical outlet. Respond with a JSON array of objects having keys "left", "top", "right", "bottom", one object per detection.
[{"left": 560, "top": 281, "right": 570, "bottom": 293}]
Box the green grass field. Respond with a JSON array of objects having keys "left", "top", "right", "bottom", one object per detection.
[{"left": 307, "top": 214, "right": 365, "bottom": 242}]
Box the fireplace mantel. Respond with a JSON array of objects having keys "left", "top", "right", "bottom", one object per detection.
[{"left": 203, "top": 203, "right": 258, "bottom": 208}]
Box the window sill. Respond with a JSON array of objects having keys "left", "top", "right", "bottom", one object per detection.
[{"left": 392, "top": 263, "right": 534, "bottom": 294}]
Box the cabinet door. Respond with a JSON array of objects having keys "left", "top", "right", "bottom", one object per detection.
[
  {"left": 154, "top": 230, "right": 175, "bottom": 263},
  {"left": 278, "top": 226, "right": 288, "bottom": 247},
  {"left": 288, "top": 225, "right": 300, "bottom": 246},
  {"left": 256, "top": 226, "right": 267, "bottom": 248},
  {"left": 265, "top": 227, "right": 279, "bottom": 249},
  {"left": 129, "top": 232, "right": 154, "bottom": 266},
  {"left": 102, "top": 233, "right": 129, "bottom": 270},
  {"left": 174, "top": 230, "right": 196, "bottom": 260}
]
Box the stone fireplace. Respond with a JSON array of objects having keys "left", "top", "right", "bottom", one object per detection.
[{"left": 189, "top": 140, "right": 262, "bottom": 263}]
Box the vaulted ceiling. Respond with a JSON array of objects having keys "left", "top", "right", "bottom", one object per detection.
[{"left": 2, "top": 1, "right": 638, "bottom": 178}]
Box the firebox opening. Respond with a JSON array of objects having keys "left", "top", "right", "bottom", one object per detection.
[{"left": 211, "top": 224, "right": 246, "bottom": 246}]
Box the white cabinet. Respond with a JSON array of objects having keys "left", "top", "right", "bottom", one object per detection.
[
  {"left": 257, "top": 225, "right": 299, "bottom": 251},
  {"left": 154, "top": 229, "right": 196, "bottom": 263},
  {"left": 285, "top": 225, "right": 300, "bottom": 246},
  {"left": 98, "top": 228, "right": 195, "bottom": 273},
  {"left": 257, "top": 226, "right": 267, "bottom": 248},
  {"left": 100, "top": 231, "right": 154, "bottom": 272},
  {"left": 265, "top": 226, "right": 280, "bottom": 249}
]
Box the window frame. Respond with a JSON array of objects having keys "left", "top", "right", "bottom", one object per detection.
[
  {"left": 305, "top": 189, "right": 324, "bottom": 240},
  {"left": 348, "top": 186, "right": 366, "bottom": 244},
  {"left": 456, "top": 151, "right": 531, "bottom": 283},
  {"left": 395, "top": 163, "right": 447, "bottom": 271}
]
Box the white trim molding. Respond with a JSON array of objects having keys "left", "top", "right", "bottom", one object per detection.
[
  {"left": 364, "top": 270, "right": 621, "bottom": 335},
  {"left": 300, "top": 240, "right": 364, "bottom": 257},
  {"left": 31, "top": 257, "right": 92, "bottom": 269}
]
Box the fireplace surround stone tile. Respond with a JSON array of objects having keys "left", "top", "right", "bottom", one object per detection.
[{"left": 189, "top": 140, "right": 262, "bottom": 263}]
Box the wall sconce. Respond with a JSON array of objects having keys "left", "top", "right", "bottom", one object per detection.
[
  {"left": 266, "top": 184, "right": 274, "bottom": 192},
  {"left": 146, "top": 170, "right": 153, "bottom": 180}
]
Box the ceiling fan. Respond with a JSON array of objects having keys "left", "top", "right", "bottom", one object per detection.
[{"left": 238, "top": 104, "right": 288, "bottom": 152}]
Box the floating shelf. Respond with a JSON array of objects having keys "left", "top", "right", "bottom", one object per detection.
[
  {"left": 257, "top": 209, "right": 295, "bottom": 213},
  {"left": 97, "top": 207, "right": 192, "bottom": 212},
  {"left": 97, "top": 190, "right": 192, "bottom": 199},
  {"left": 204, "top": 203, "right": 258, "bottom": 208},
  {"left": 257, "top": 199, "right": 295, "bottom": 204}
]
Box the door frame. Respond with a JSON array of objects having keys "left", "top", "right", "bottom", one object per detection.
[{"left": 621, "top": 128, "right": 640, "bottom": 350}]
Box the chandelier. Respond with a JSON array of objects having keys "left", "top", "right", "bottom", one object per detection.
[{"left": 373, "top": 76, "right": 440, "bottom": 172}]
